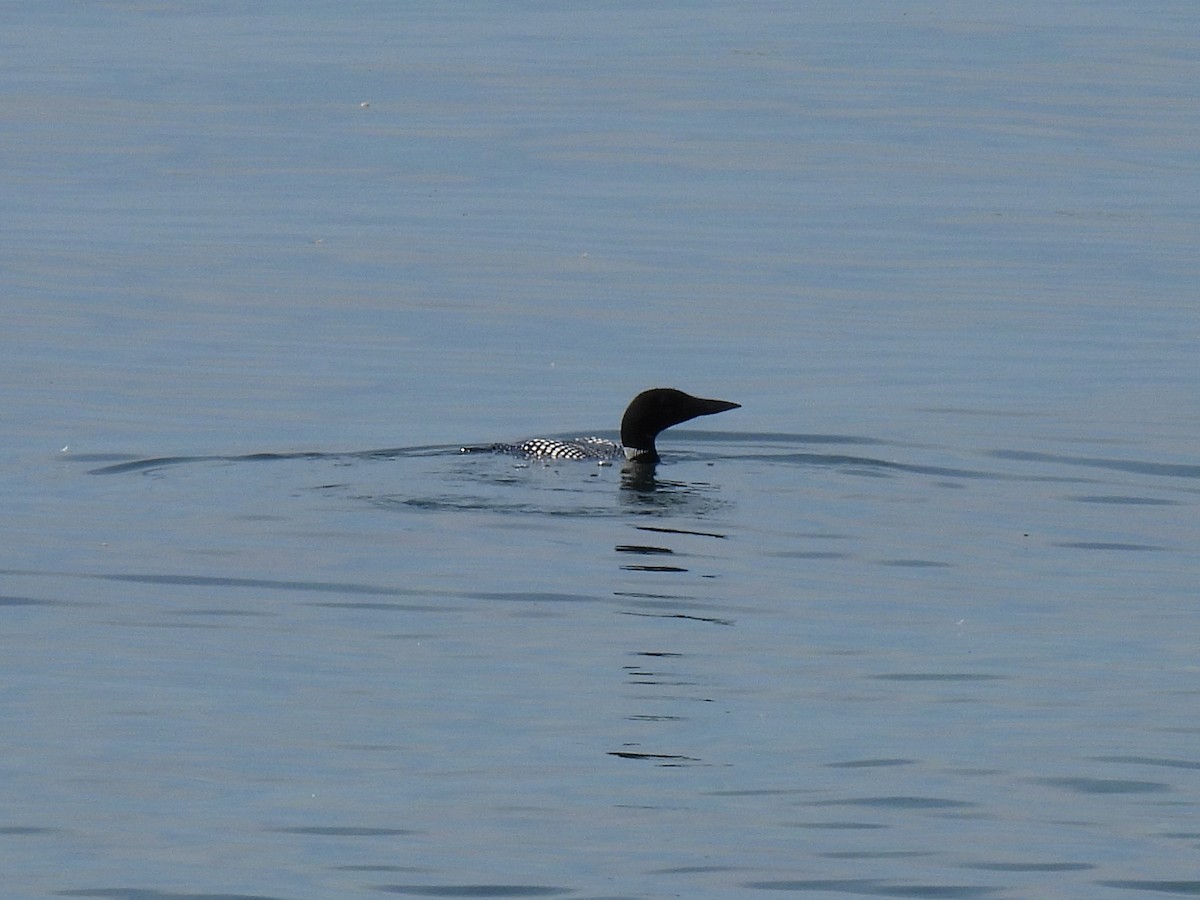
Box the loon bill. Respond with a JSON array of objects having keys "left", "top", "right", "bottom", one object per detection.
[{"left": 462, "top": 388, "right": 740, "bottom": 464}]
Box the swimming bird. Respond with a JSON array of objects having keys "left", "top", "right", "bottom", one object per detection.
[{"left": 463, "top": 388, "right": 740, "bottom": 464}]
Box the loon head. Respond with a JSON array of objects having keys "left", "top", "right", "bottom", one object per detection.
[{"left": 619, "top": 388, "right": 740, "bottom": 464}]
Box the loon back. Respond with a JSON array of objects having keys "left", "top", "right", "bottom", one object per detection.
[
  {"left": 463, "top": 388, "right": 739, "bottom": 463},
  {"left": 513, "top": 436, "right": 624, "bottom": 461}
]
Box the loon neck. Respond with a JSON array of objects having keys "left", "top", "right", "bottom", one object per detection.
[{"left": 623, "top": 444, "right": 658, "bottom": 464}]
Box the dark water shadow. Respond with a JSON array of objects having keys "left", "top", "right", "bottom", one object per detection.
[
  {"left": 1091, "top": 755, "right": 1200, "bottom": 770},
  {"left": 0, "top": 594, "right": 69, "bottom": 606},
  {"left": 373, "top": 886, "right": 572, "bottom": 897},
  {"left": 367, "top": 494, "right": 625, "bottom": 518},
  {"left": 991, "top": 449, "right": 1200, "bottom": 480},
  {"left": 871, "top": 673, "right": 1006, "bottom": 683},
  {"left": 963, "top": 862, "right": 1094, "bottom": 873},
  {"left": 743, "top": 878, "right": 1000, "bottom": 896},
  {"left": 268, "top": 826, "right": 416, "bottom": 836},
  {"left": 0, "top": 568, "right": 456, "bottom": 607},
  {"left": 1068, "top": 494, "right": 1179, "bottom": 506},
  {"left": 1096, "top": 881, "right": 1200, "bottom": 895},
  {"left": 1034, "top": 776, "right": 1170, "bottom": 794},
  {"left": 1053, "top": 541, "right": 1169, "bottom": 552},
  {"left": 808, "top": 795, "right": 977, "bottom": 810},
  {"left": 730, "top": 449, "right": 1098, "bottom": 483},
  {"left": 56, "top": 890, "right": 292, "bottom": 900},
  {"left": 78, "top": 445, "right": 458, "bottom": 475}
]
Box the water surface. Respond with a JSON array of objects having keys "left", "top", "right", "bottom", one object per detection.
[{"left": 3, "top": 2, "right": 1198, "bottom": 898}]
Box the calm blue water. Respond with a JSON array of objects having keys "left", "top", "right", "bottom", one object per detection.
[{"left": 4, "top": 3, "right": 1199, "bottom": 898}]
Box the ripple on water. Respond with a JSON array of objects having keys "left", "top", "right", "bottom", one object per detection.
[
  {"left": 1096, "top": 881, "right": 1200, "bottom": 895},
  {"left": 743, "top": 879, "right": 1000, "bottom": 897},
  {"left": 1034, "top": 777, "right": 1171, "bottom": 794}
]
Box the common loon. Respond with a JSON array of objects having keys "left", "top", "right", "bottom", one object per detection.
[{"left": 463, "top": 388, "right": 740, "bottom": 464}]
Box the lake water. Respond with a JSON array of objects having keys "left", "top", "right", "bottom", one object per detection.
[{"left": 4, "top": 2, "right": 1199, "bottom": 898}]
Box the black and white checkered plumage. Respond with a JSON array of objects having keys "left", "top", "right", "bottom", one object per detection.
[
  {"left": 461, "top": 388, "right": 740, "bottom": 465},
  {"left": 514, "top": 437, "right": 625, "bottom": 460},
  {"left": 482, "top": 439, "right": 624, "bottom": 460}
]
